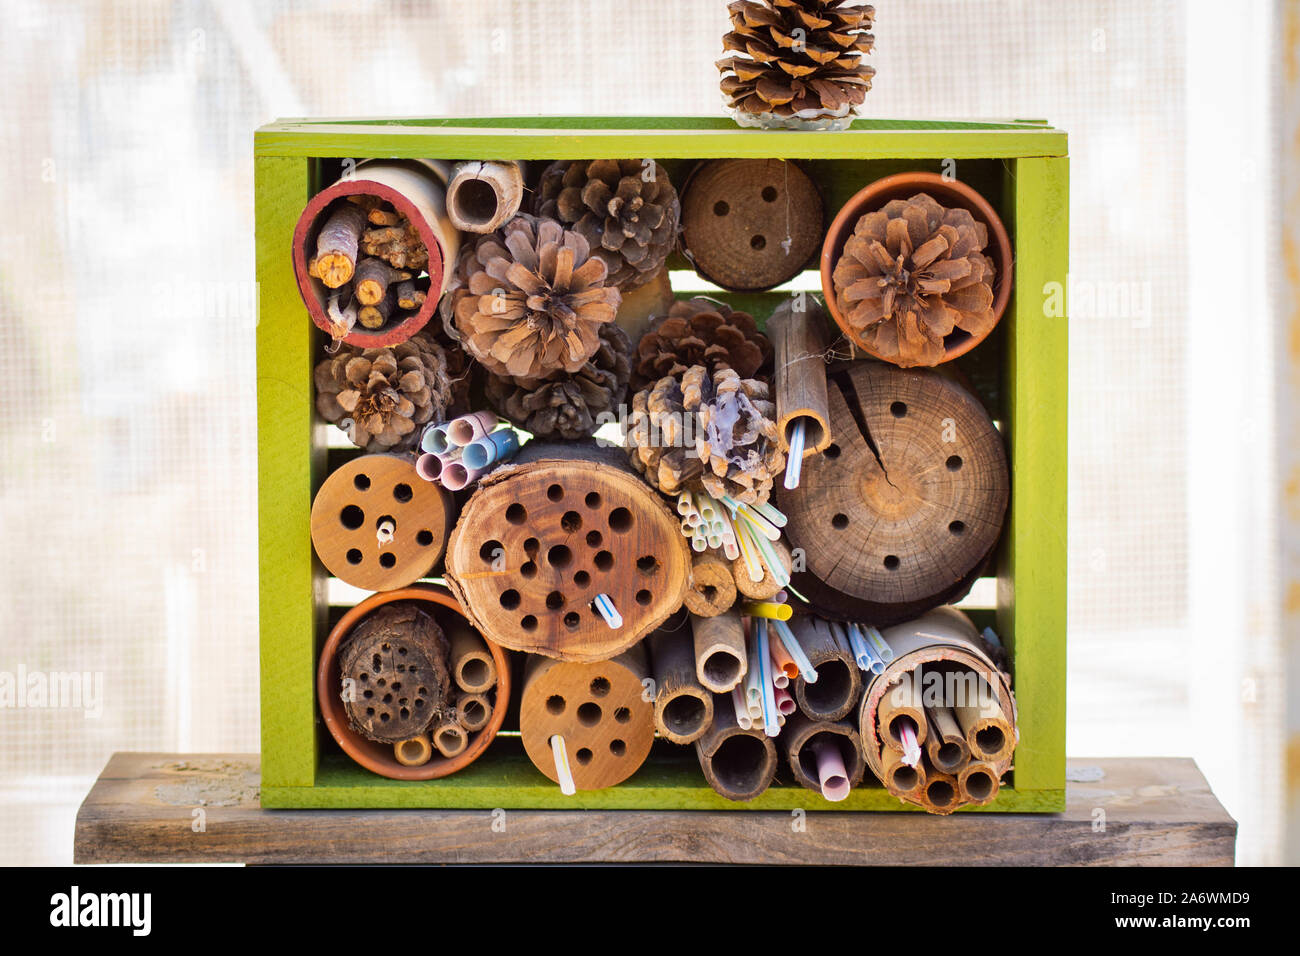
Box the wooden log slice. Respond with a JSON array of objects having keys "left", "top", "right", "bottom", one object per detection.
[
  {"left": 520, "top": 649, "right": 654, "bottom": 791},
  {"left": 681, "top": 159, "right": 823, "bottom": 292},
  {"left": 444, "top": 443, "right": 690, "bottom": 662},
  {"left": 310, "top": 454, "right": 454, "bottom": 592},
  {"left": 776, "top": 361, "right": 1008, "bottom": 624}
]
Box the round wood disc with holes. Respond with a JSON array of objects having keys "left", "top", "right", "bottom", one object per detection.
[
  {"left": 681, "top": 159, "right": 823, "bottom": 292},
  {"left": 444, "top": 446, "right": 689, "bottom": 662},
  {"left": 310, "top": 454, "right": 453, "bottom": 592},
  {"left": 520, "top": 651, "right": 654, "bottom": 791},
  {"left": 775, "top": 361, "right": 1008, "bottom": 625}
]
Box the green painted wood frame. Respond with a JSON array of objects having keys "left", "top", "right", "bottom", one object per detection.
[{"left": 255, "top": 117, "right": 1067, "bottom": 811}]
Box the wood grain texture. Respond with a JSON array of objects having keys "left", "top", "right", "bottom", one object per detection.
[
  {"left": 649, "top": 628, "right": 713, "bottom": 744},
  {"left": 767, "top": 298, "right": 832, "bottom": 455},
  {"left": 74, "top": 754, "right": 1234, "bottom": 866}
]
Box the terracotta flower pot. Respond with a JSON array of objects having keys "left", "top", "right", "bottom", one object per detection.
[
  {"left": 819, "top": 171, "right": 1013, "bottom": 366},
  {"left": 316, "top": 584, "right": 509, "bottom": 780},
  {"left": 293, "top": 159, "right": 459, "bottom": 348}
]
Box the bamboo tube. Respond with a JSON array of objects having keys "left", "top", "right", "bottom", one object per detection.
[
  {"left": 953, "top": 672, "right": 1015, "bottom": 763},
  {"left": 445, "top": 161, "right": 525, "bottom": 233},
  {"left": 691, "top": 609, "right": 747, "bottom": 694},
  {"left": 649, "top": 629, "right": 714, "bottom": 744},
  {"left": 449, "top": 623, "right": 497, "bottom": 694},
  {"left": 877, "top": 671, "right": 928, "bottom": 751},
  {"left": 958, "top": 760, "right": 1001, "bottom": 806},
  {"left": 694, "top": 701, "right": 778, "bottom": 802},
  {"left": 432, "top": 721, "right": 468, "bottom": 758},
  {"left": 921, "top": 767, "right": 960, "bottom": 814},
  {"left": 682, "top": 551, "right": 738, "bottom": 618},
  {"left": 789, "top": 617, "right": 862, "bottom": 721},
  {"left": 880, "top": 743, "right": 925, "bottom": 795},
  {"left": 455, "top": 692, "right": 491, "bottom": 733},
  {"left": 782, "top": 711, "right": 865, "bottom": 800},
  {"left": 393, "top": 735, "right": 433, "bottom": 767},
  {"left": 924, "top": 705, "right": 971, "bottom": 774},
  {"left": 767, "top": 298, "right": 832, "bottom": 457}
]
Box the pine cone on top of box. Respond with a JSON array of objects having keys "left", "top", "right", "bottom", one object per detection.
[
  {"left": 442, "top": 215, "right": 622, "bottom": 380},
  {"left": 485, "top": 323, "right": 632, "bottom": 440},
  {"left": 533, "top": 159, "right": 681, "bottom": 291},
  {"left": 314, "top": 331, "right": 454, "bottom": 452},
  {"left": 631, "top": 297, "right": 772, "bottom": 391},
  {"left": 718, "top": 0, "right": 876, "bottom": 129},
  {"left": 831, "top": 192, "right": 997, "bottom": 367}
]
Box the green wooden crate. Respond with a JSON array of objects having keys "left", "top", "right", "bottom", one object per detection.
[{"left": 255, "top": 116, "right": 1068, "bottom": 811}]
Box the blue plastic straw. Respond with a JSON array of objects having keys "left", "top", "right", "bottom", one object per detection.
[
  {"left": 593, "top": 594, "right": 622, "bottom": 630},
  {"left": 756, "top": 620, "right": 780, "bottom": 738},
  {"left": 783, "top": 419, "right": 806, "bottom": 490},
  {"left": 863, "top": 625, "right": 895, "bottom": 663},
  {"left": 773, "top": 618, "right": 817, "bottom": 683}
]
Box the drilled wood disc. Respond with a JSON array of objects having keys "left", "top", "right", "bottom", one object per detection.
[
  {"left": 444, "top": 455, "right": 689, "bottom": 661},
  {"left": 776, "top": 362, "right": 1008, "bottom": 624},
  {"left": 310, "top": 454, "right": 453, "bottom": 591},
  {"left": 681, "top": 159, "right": 823, "bottom": 291},
  {"left": 520, "top": 653, "right": 654, "bottom": 791}
]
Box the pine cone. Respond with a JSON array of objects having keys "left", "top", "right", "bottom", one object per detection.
[
  {"left": 314, "top": 331, "right": 453, "bottom": 451},
  {"left": 631, "top": 297, "right": 772, "bottom": 391},
  {"left": 486, "top": 323, "right": 632, "bottom": 440},
  {"left": 627, "top": 365, "right": 784, "bottom": 506},
  {"left": 442, "top": 215, "right": 622, "bottom": 380},
  {"left": 718, "top": 1, "right": 876, "bottom": 128},
  {"left": 831, "top": 192, "right": 996, "bottom": 367},
  {"left": 534, "top": 160, "right": 681, "bottom": 291}
]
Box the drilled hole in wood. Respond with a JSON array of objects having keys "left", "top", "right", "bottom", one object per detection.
[
  {"left": 480, "top": 540, "right": 502, "bottom": 562},
  {"left": 546, "top": 590, "right": 565, "bottom": 610},
  {"left": 594, "top": 550, "right": 614, "bottom": 571},
  {"left": 831, "top": 513, "right": 849, "bottom": 530},
  {"left": 548, "top": 544, "right": 573, "bottom": 568},
  {"left": 750, "top": 234, "right": 766, "bottom": 250},
  {"left": 564, "top": 611, "right": 580, "bottom": 629},
  {"left": 340, "top": 505, "right": 364, "bottom": 530},
  {"left": 949, "top": 520, "right": 966, "bottom": 535},
  {"left": 825, "top": 443, "right": 841, "bottom": 459},
  {"left": 521, "top": 614, "right": 538, "bottom": 631},
  {"left": 610, "top": 738, "right": 627, "bottom": 756},
  {"left": 417, "top": 529, "right": 433, "bottom": 546},
  {"left": 614, "top": 706, "right": 631, "bottom": 723},
  {"left": 379, "top": 552, "right": 396, "bottom": 568},
  {"left": 927, "top": 779, "right": 955, "bottom": 807},
  {"left": 346, "top": 549, "right": 363, "bottom": 565},
  {"left": 713, "top": 200, "right": 729, "bottom": 216},
  {"left": 586, "top": 530, "right": 603, "bottom": 548},
  {"left": 521, "top": 561, "right": 537, "bottom": 578},
  {"left": 546, "top": 694, "right": 565, "bottom": 715},
  {"left": 376, "top": 514, "right": 395, "bottom": 532},
  {"left": 890, "top": 401, "right": 908, "bottom": 418},
  {"left": 946, "top": 455, "right": 963, "bottom": 471},
  {"left": 635, "top": 589, "right": 652, "bottom": 606},
  {"left": 363, "top": 689, "right": 373, "bottom": 699},
  {"left": 590, "top": 677, "right": 610, "bottom": 697},
  {"left": 636, "top": 555, "right": 658, "bottom": 574},
  {"left": 577, "top": 703, "right": 602, "bottom": 727},
  {"left": 575, "top": 748, "right": 593, "bottom": 766},
  {"left": 884, "top": 555, "right": 900, "bottom": 570},
  {"left": 573, "top": 570, "right": 590, "bottom": 587},
  {"left": 561, "top": 510, "right": 583, "bottom": 532},
  {"left": 500, "top": 589, "right": 521, "bottom": 610},
  {"left": 608, "top": 507, "right": 633, "bottom": 533},
  {"left": 353, "top": 474, "right": 371, "bottom": 491},
  {"left": 506, "top": 503, "right": 527, "bottom": 524},
  {"left": 393, "top": 483, "right": 413, "bottom": 503},
  {"left": 547, "top": 483, "right": 564, "bottom": 502},
  {"left": 524, "top": 537, "right": 540, "bottom": 555},
  {"left": 585, "top": 491, "right": 602, "bottom": 509},
  {"left": 761, "top": 185, "right": 778, "bottom": 202}
]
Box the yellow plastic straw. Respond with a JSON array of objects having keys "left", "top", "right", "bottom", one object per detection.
[{"left": 743, "top": 601, "right": 792, "bottom": 621}]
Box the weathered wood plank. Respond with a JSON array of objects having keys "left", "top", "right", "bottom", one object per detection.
[{"left": 74, "top": 754, "right": 1235, "bottom": 866}]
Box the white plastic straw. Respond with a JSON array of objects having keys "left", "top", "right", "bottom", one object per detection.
[
  {"left": 899, "top": 720, "right": 922, "bottom": 768},
  {"left": 783, "top": 419, "right": 807, "bottom": 490},
  {"left": 863, "top": 625, "right": 895, "bottom": 663},
  {"left": 757, "top": 620, "right": 780, "bottom": 738},
  {"left": 593, "top": 593, "right": 622, "bottom": 629},
  {"left": 731, "top": 686, "right": 752, "bottom": 731},
  {"left": 550, "top": 734, "right": 577, "bottom": 795}
]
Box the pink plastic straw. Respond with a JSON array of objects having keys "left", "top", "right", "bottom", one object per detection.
[
  {"left": 773, "top": 685, "right": 796, "bottom": 716},
  {"left": 810, "top": 738, "right": 851, "bottom": 802},
  {"left": 415, "top": 453, "right": 442, "bottom": 482},
  {"left": 899, "top": 720, "right": 921, "bottom": 768}
]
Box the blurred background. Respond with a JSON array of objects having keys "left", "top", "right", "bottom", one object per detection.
[{"left": 0, "top": 0, "right": 1293, "bottom": 866}]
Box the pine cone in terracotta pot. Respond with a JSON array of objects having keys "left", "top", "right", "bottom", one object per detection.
[
  {"left": 718, "top": 0, "right": 876, "bottom": 130},
  {"left": 533, "top": 159, "right": 681, "bottom": 291},
  {"left": 831, "top": 192, "right": 997, "bottom": 367},
  {"left": 314, "top": 331, "right": 454, "bottom": 451},
  {"left": 485, "top": 323, "right": 632, "bottom": 440},
  {"left": 627, "top": 365, "right": 784, "bottom": 506},
  {"left": 442, "top": 214, "right": 622, "bottom": 380},
  {"left": 631, "top": 297, "right": 773, "bottom": 391}
]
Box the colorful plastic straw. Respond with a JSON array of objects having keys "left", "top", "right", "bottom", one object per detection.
[
  {"left": 743, "top": 601, "right": 792, "bottom": 621},
  {"left": 415, "top": 452, "right": 442, "bottom": 482},
  {"left": 847, "top": 623, "right": 883, "bottom": 673},
  {"left": 549, "top": 734, "right": 577, "bottom": 795},
  {"left": 773, "top": 620, "right": 817, "bottom": 683},
  {"left": 439, "top": 461, "right": 483, "bottom": 492},
  {"left": 810, "top": 737, "right": 851, "bottom": 802},
  {"left": 899, "top": 720, "right": 922, "bottom": 768},
  {"left": 863, "top": 625, "right": 895, "bottom": 663},
  {"left": 770, "top": 632, "right": 799, "bottom": 680},
  {"left": 731, "top": 686, "right": 752, "bottom": 731},
  {"left": 593, "top": 593, "right": 622, "bottom": 630},
  {"left": 462, "top": 428, "right": 519, "bottom": 470},
  {"left": 744, "top": 631, "right": 762, "bottom": 708},
  {"left": 783, "top": 419, "right": 807, "bottom": 490},
  {"left": 751, "top": 499, "right": 788, "bottom": 528},
  {"left": 756, "top": 620, "right": 780, "bottom": 738},
  {"left": 774, "top": 684, "right": 796, "bottom": 716},
  {"left": 447, "top": 411, "right": 500, "bottom": 446},
  {"left": 420, "top": 424, "right": 450, "bottom": 455},
  {"left": 376, "top": 518, "right": 395, "bottom": 545}
]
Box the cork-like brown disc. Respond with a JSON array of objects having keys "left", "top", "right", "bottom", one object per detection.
[
  {"left": 310, "top": 454, "right": 453, "bottom": 591},
  {"left": 520, "top": 655, "right": 654, "bottom": 790},
  {"left": 444, "top": 457, "right": 689, "bottom": 662},
  {"left": 681, "top": 159, "right": 824, "bottom": 292},
  {"left": 776, "top": 362, "right": 1008, "bottom": 624}
]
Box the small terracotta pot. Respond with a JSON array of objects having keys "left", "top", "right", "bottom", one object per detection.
[
  {"left": 292, "top": 159, "right": 458, "bottom": 348},
  {"left": 819, "top": 171, "right": 1013, "bottom": 365},
  {"left": 317, "top": 584, "right": 509, "bottom": 780}
]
